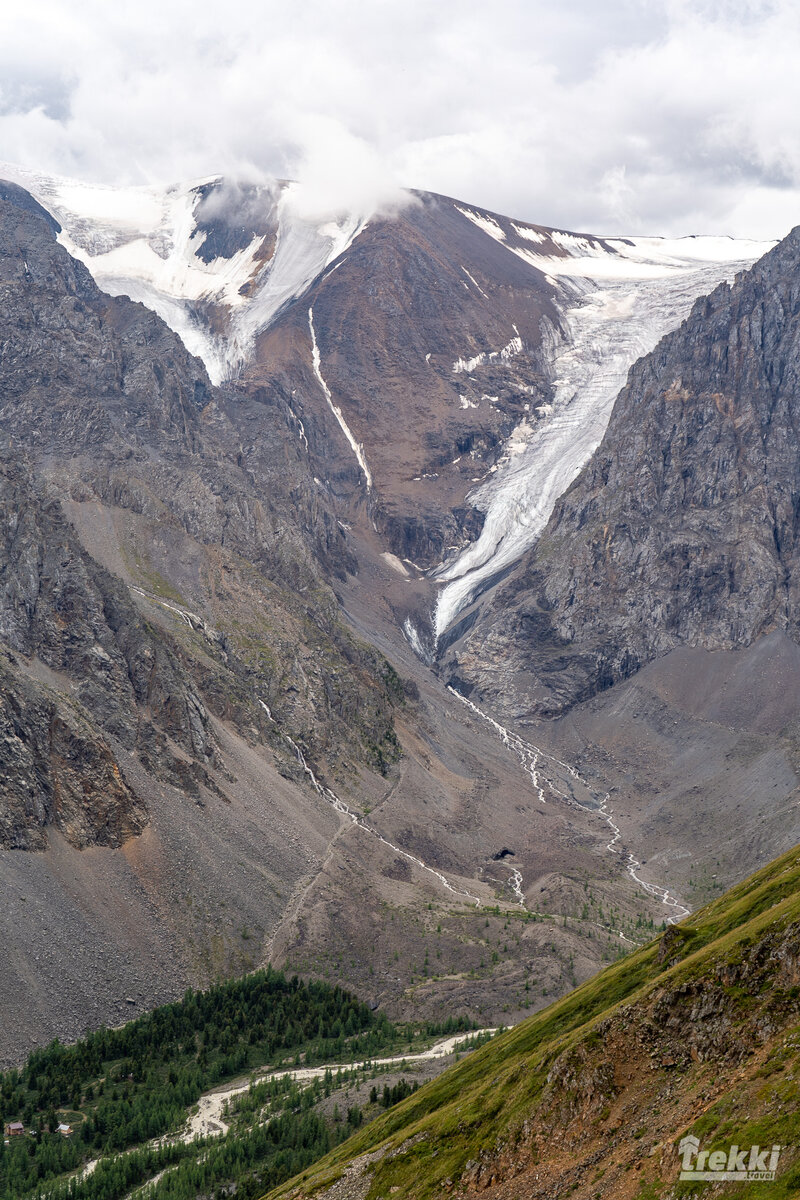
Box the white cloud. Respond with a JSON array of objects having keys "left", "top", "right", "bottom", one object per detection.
[
  {"left": 280, "top": 118, "right": 406, "bottom": 221},
  {"left": 0, "top": 0, "right": 798, "bottom": 237}
]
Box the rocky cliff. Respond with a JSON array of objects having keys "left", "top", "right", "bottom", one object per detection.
[
  {"left": 0, "top": 649, "right": 145, "bottom": 851},
  {"left": 0, "top": 448, "right": 221, "bottom": 847}
]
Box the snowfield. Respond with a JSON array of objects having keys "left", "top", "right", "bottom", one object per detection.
[{"left": 0, "top": 163, "right": 366, "bottom": 384}]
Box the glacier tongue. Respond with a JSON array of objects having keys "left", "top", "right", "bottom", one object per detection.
[{"left": 433, "top": 239, "right": 775, "bottom": 639}]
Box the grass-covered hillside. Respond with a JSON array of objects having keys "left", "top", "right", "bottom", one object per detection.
[{"left": 267, "top": 845, "right": 800, "bottom": 1200}]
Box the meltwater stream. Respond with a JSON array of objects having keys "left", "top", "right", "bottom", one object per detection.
[
  {"left": 448, "top": 687, "right": 689, "bottom": 926},
  {"left": 433, "top": 247, "right": 772, "bottom": 638},
  {"left": 257, "top": 700, "right": 482, "bottom": 907}
]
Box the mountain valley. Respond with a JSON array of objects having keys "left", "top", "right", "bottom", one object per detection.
[
  {"left": 1, "top": 159, "right": 800, "bottom": 1198},
  {"left": 0, "top": 174, "right": 695, "bottom": 1067}
]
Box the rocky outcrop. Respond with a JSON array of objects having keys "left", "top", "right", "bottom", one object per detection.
[
  {"left": 0, "top": 453, "right": 213, "bottom": 758},
  {"left": 0, "top": 451, "right": 218, "bottom": 845},
  {"left": 446, "top": 227, "right": 800, "bottom": 715},
  {"left": 0, "top": 652, "right": 145, "bottom": 850}
]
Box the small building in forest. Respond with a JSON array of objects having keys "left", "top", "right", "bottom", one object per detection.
[{"left": 5, "top": 1121, "right": 24, "bottom": 1136}]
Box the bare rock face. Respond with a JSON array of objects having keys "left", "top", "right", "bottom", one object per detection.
[
  {"left": 245, "top": 192, "right": 562, "bottom": 565},
  {"left": 447, "top": 227, "right": 800, "bottom": 716},
  {"left": 0, "top": 653, "right": 145, "bottom": 850},
  {"left": 0, "top": 450, "right": 215, "bottom": 846}
]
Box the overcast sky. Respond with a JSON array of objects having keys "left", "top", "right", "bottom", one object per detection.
[{"left": 1, "top": 0, "right": 799, "bottom": 237}]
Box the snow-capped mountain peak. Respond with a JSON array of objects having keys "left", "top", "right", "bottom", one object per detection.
[{"left": 0, "top": 164, "right": 367, "bottom": 383}]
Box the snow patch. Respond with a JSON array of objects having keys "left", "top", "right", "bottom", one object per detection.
[
  {"left": 225, "top": 192, "right": 365, "bottom": 375},
  {"left": 550, "top": 231, "right": 595, "bottom": 254},
  {"left": 460, "top": 265, "right": 489, "bottom": 299},
  {"left": 449, "top": 193, "right": 773, "bottom": 289},
  {"left": 452, "top": 334, "right": 523, "bottom": 374},
  {"left": 382, "top": 552, "right": 410, "bottom": 577},
  {"left": 403, "top": 618, "right": 434, "bottom": 665},
  {"left": 309, "top": 307, "right": 372, "bottom": 489},
  {"left": 511, "top": 223, "right": 546, "bottom": 244},
  {"left": 455, "top": 205, "right": 507, "bottom": 241},
  {"left": 287, "top": 402, "right": 309, "bottom": 451},
  {"left": 505, "top": 230, "right": 774, "bottom": 283}
]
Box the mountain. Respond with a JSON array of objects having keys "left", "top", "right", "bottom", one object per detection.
[
  {"left": 0, "top": 163, "right": 793, "bottom": 1095},
  {"left": 0, "top": 164, "right": 772, "bottom": 646},
  {"left": 266, "top": 841, "right": 800, "bottom": 1200},
  {"left": 0, "top": 176, "right": 703, "bottom": 1069}
]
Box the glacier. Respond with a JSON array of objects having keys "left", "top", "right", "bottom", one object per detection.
[
  {"left": 433, "top": 234, "right": 775, "bottom": 639},
  {"left": 0, "top": 161, "right": 776, "bottom": 637},
  {"left": 0, "top": 163, "right": 366, "bottom": 385}
]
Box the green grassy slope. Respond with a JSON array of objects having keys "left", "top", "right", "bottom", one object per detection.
[{"left": 266, "top": 846, "right": 800, "bottom": 1199}]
